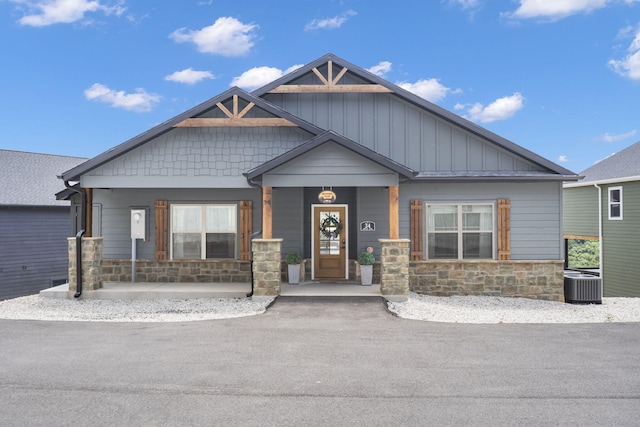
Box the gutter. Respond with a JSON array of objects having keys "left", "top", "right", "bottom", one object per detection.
[
  {"left": 63, "top": 180, "right": 86, "bottom": 298},
  {"left": 245, "top": 175, "right": 263, "bottom": 298}
]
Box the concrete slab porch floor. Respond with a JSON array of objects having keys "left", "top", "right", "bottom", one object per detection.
[{"left": 40, "top": 281, "right": 382, "bottom": 300}]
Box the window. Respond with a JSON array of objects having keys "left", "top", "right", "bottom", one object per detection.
[
  {"left": 171, "top": 204, "right": 237, "bottom": 259},
  {"left": 427, "top": 203, "right": 494, "bottom": 259},
  {"left": 608, "top": 187, "right": 622, "bottom": 220}
]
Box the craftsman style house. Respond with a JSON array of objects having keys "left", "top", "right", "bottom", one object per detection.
[
  {"left": 564, "top": 140, "right": 640, "bottom": 297},
  {"left": 59, "top": 54, "right": 579, "bottom": 301}
]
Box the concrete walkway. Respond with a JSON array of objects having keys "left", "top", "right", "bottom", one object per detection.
[{"left": 40, "top": 281, "right": 382, "bottom": 299}]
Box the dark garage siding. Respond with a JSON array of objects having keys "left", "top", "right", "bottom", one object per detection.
[{"left": 0, "top": 207, "right": 70, "bottom": 300}]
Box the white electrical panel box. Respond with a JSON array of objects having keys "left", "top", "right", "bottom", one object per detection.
[{"left": 131, "top": 209, "right": 146, "bottom": 240}]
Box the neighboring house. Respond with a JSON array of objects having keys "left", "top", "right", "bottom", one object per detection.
[
  {"left": 0, "top": 150, "right": 86, "bottom": 300},
  {"left": 564, "top": 140, "right": 640, "bottom": 297},
  {"left": 59, "top": 54, "right": 579, "bottom": 301}
]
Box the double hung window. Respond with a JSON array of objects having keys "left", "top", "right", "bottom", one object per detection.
[
  {"left": 171, "top": 204, "right": 237, "bottom": 259},
  {"left": 427, "top": 203, "right": 494, "bottom": 259},
  {"left": 608, "top": 187, "right": 622, "bottom": 220}
]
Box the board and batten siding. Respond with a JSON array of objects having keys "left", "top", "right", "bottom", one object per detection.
[
  {"left": 264, "top": 92, "right": 546, "bottom": 174},
  {"left": 273, "top": 187, "right": 304, "bottom": 257},
  {"left": 92, "top": 188, "right": 261, "bottom": 260},
  {"left": 601, "top": 181, "right": 640, "bottom": 297},
  {"left": 0, "top": 207, "right": 70, "bottom": 300},
  {"left": 563, "top": 185, "right": 599, "bottom": 238},
  {"left": 399, "top": 181, "right": 564, "bottom": 260}
]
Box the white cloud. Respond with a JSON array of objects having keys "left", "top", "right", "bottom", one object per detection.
[
  {"left": 367, "top": 61, "right": 392, "bottom": 77},
  {"left": 608, "top": 24, "right": 640, "bottom": 80},
  {"left": 169, "top": 17, "right": 258, "bottom": 57},
  {"left": 165, "top": 68, "right": 215, "bottom": 85},
  {"left": 12, "top": 0, "right": 125, "bottom": 27},
  {"left": 396, "top": 78, "right": 461, "bottom": 103},
  {"left": 558, "top": 155, "right": 569, "bottom": 163},
  {"left": 84, "top": 83, "right": 160, "bottom": 112},
  {"left": 305, "top": 10, "right": 356, "bottom": 31},
  {"left": 502, "top": 0, "right": 640, "bottom": 21},
  {"left": 597, "top": 129, "right": 637, "bottom": 142},
  {"left": 230, "top": 64, "right": 303, "bottom": 90},
  {"left": 457, "top": 92, "right": 524, "bottom": 123}
]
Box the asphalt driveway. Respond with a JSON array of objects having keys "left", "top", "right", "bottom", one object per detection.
[{"left": 1, "top": 296, "right": 639, "bottom": 426}]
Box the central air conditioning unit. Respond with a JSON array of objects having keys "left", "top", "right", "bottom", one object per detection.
[{"left": 564, "top": 272, "right": 602, "bottom": 304}]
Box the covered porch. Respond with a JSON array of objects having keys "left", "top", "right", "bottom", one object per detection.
[{"left": 41, "top": 281, "right": 382, "bottom": 300}]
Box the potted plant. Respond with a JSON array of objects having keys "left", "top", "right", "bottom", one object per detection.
[
  {"left": 285, "top": 252, "right": 302, "bottom": 284},
  {"left": 358, "top": 248, "right": 375, "bottom": 286}
]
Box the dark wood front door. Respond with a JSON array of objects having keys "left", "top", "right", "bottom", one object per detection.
[{"left": 313, "top": 205, "right": 347, "bottom": 279}]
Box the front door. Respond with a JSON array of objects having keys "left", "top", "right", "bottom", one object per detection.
[{"left": 313, "top": 205, "right": 347, "bottom": 279}]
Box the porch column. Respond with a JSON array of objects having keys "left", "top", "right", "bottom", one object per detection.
[
  {"left": 68, "top": 237, "right": 103, "bottom": 293},
  {"left": 389, "top": 185, "right": 399, "bottom": 239},
  {"left": 262, "top": 186, "right": 273, "bottom": 239},
  {"left": 251, "top": 238, "right": 282, "bottom": 299},
  {"left": 379, "top": 238, "right": 410, "bottom": 302}
]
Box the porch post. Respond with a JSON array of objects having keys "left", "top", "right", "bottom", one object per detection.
[
  {"left": 251, "top": 238, "right": 282, "bottom": 299},
  {"left": 263, "top": 186, "right": 273, "bottom": 239},
  {"left": 389, "top": 185, "right": 399, "bottom": 239},
  {"left": 68, "top": 237, "right": 103, "bottom": 294},
  {"left": 379, "top": 238, "right": 410, "bottom": 302}
]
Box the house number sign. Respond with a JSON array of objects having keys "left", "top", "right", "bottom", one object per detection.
[{"left": 360, "top": 221, "right": 375, "bottom": 231}]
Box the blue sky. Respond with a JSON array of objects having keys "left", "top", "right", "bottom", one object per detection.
[{"left": 1, "top": 0, "right": 639, "bottom": 174}]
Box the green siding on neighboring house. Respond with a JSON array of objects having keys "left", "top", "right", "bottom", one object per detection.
[
  {"left": 563, "top": 186, "right": 599, "bottom": 238},
  {"left": 601, "top": 181, "right": 640, "bottom": 297}
]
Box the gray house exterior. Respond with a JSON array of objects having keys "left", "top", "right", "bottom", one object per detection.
[
  {"left": 59, "top": 54, "right": 579, "bottom": 301},
  {"left": 0, "top": 150, "right": 86, "bottom": 300},
  {"left": 564, "top": 140, "right": 640, "bottom": 297}
]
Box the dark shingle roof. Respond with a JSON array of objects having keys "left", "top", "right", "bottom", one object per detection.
[
  {"left": 578, "top": 140, "right": 640, "bottom": 183},
  {"left": 0, "top": 150, "right": 87, "bottom": 206}
]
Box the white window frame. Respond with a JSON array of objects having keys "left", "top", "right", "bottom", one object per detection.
[
  {"left": 608, "top": 186, "right": 623, "bottom": 220},
  {"left": 425, "top": 202, "right": 496, "bottom": 260},
  {"left": 170, "top": 203, "right": 238, "bottom": 260}
]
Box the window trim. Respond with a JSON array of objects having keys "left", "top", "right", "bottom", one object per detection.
[
  {"left": 170, "top": 203, "right": 238, "bottom": 260},
  {"left": 608, "top": 186, "right": 623, "bottom": 221},
  {"left": 425, "top": 202, "right": 496, "bottom": 260}
]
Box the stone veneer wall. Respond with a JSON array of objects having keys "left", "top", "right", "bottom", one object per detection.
[
  {"left": 409, "top": 260, "right": 565, "bottom": 302},
  {"left": 68, "top": 237, "right": 103, "bottom": 292},
  {"left": 101, "top": 259, "right": 251, "bottom": 283}
]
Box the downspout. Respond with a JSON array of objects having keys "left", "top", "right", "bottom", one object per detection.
[
  {"left": 594, "top": 183, "right": 603, "bottom": 285},
  {"left": 245, "top": 175, "right": 263, "bottom": 298},
  {"left": 64, "top": 181, "right": 86, "bottom": 298}
]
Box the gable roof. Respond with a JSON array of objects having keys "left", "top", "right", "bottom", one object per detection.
[
  {"left": 60, "top": 87, "right": 324, "bottom": 182},
  {"left": 244, "top": 130, "right": 415, "bottom": 182},
  {"left": 254, "top": 53, "right": 578, "bottom": 179},
  {"left": 0, "top": 150, "right": 87, "bottom": 206},
  {"left": 566, "top": 140, "right": 640, "bottom": 187}
]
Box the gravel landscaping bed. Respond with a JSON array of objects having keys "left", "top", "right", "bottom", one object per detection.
[{"left": 0, "top": 293, "right": 638, "bottom": 323}]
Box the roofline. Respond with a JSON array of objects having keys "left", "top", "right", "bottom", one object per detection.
[
  {"left": 244, "top": 130, "right": 416, "bottom": 180},
  {"left": 412, "top": 175, "right": 580, "bottom": 183},
  {"left": 564, "top": 175, "right": 640, "bottom": 188},
  {"left": 60, "top": 87, "right": 325, "bottom": 182},
  {"left": 252, "top": 53, "right": 578, "bottom": 178}
]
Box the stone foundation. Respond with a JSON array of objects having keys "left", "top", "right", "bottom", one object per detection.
[
  {"left": 102, "top": 259, "right": 251, "bottom": 283},
  {"left": 409, "top": 260, "right": 565, "bottom": 301}
]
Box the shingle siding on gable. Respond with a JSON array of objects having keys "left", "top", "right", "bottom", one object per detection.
[
  {"left": 263, "top": 92, "right": 546, "bottom": 174},
  {"left": 83, "top": 127, "right": 312, "bottom": 188}
]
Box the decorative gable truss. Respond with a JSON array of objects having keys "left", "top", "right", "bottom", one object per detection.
[
  {"left": 175, "top": 94, "right": 298, "bottom": 128},
  {"left": 267, "top": 60, "right": 393, "bottom": 94}
]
